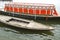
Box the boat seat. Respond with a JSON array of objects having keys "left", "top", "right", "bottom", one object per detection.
[
  {"left": 6, "top": 18, "right": 14, "bottom": 22},
  {"left": 6, "top": 18, "right": 30, "bottom": 24}
]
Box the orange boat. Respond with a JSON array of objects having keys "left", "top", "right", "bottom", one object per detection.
[{"left": 3, "top": 3, "right": 59, "bottom": 20}]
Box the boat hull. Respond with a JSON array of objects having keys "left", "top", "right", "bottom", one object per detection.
[
  {"left": 0, "top": 11, "right": 60, "bottom": 21},
  {"left": 0, "top": 15, "right": 54, "bottom": 30}
]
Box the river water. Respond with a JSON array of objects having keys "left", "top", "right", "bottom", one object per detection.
[{"left": 0, "top": 20, "right": 60, "bottom": 40}]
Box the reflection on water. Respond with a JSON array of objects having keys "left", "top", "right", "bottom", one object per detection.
[{"left": 0, "top": 20, "right": 60, "bottom": 40}]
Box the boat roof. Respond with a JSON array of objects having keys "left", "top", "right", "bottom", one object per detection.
[{"left": 5, "top": 2, "right": 54, "bottom": 7}]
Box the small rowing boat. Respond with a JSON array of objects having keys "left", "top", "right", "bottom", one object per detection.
[{"left": 0, "top": 15, "right": 54, "bottom": 30}]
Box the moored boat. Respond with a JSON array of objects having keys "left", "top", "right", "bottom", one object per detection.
[
  {"left": 0, "top": 15, "right": 54, "bottom": 30},
  {"left": 3, "top": 3, "right": 59, "bottom": 21}
]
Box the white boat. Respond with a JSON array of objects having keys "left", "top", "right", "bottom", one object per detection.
[{"left": 0, "top": 15, "right": 54, "bottom": 30}]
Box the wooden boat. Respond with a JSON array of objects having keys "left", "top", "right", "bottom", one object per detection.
[{"left": 0, "top": 15, "right": 54, "bottom": 30}]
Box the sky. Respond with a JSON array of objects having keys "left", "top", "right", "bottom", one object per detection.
[{"left": 0, "top": 0, "right": 60, "bottom": 13}]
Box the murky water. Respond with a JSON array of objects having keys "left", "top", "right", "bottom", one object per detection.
[{"left": 0, "top": 20, "right": 60, "bottom": 40}]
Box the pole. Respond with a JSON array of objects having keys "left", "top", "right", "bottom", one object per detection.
[{"left": 35, "top": 8, "right": 36, "bottom": 20}]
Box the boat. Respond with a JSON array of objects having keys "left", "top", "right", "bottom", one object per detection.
[
  {"left": 3, "top": 3, "right": 59, "bottom": 21},
  {"left": 0, "top": 15, "right": 54, "bottom": 30}
]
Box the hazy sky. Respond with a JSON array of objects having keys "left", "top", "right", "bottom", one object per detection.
[{"left": 0, "top": 0, "right": 60, "bottom": 13}]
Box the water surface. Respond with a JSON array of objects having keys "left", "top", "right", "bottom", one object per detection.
[{"left": 0, "top": 20, "right": 60, "bottom": 40}]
